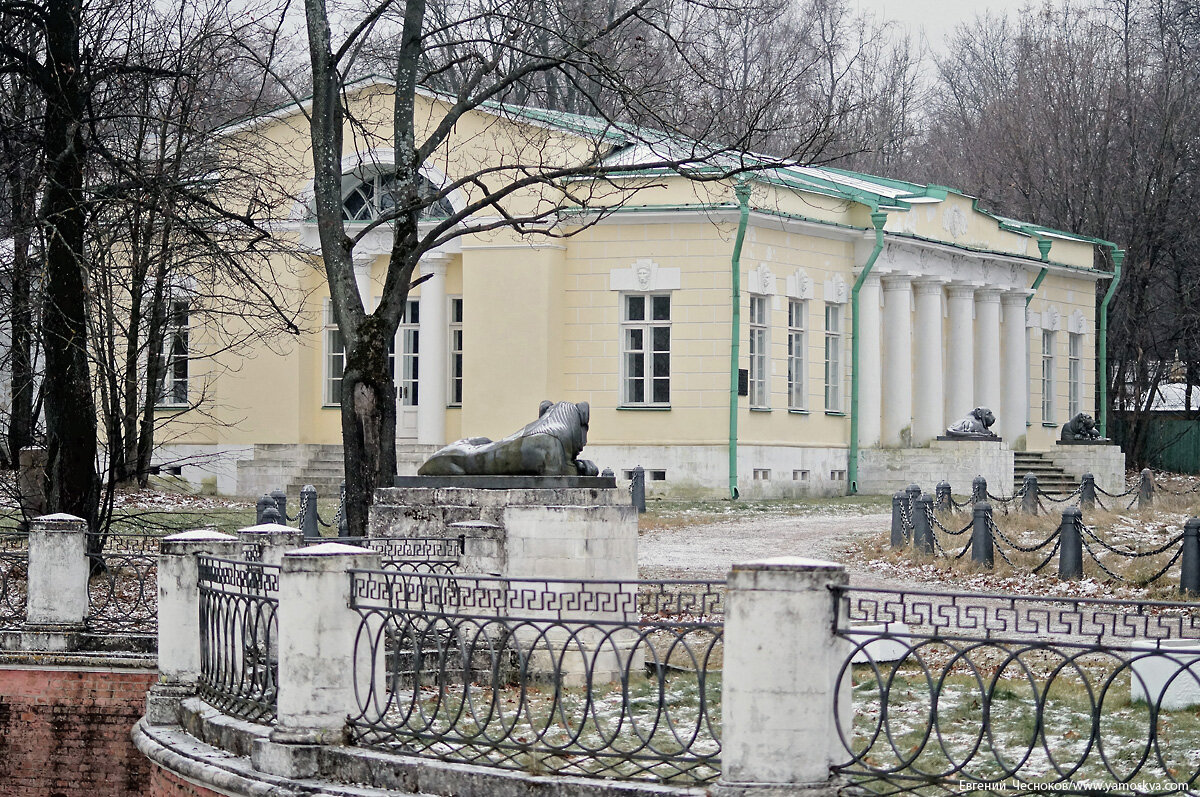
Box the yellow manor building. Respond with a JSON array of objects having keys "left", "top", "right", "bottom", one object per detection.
[{"left": 151, "top": 81, "right": 1122, "bottom": 499}]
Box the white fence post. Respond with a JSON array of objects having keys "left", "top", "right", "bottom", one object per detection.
[
  {"left": 22, "top": 513, "right": 89, "bottom": 651},
  {"left": 251, "top": 542, "right": 381, "bottom": 779},
  {"left": 147, "top": 529, "right": 240, "bottom": 725},
  {"left": 714, "top": 557, "right": 849, "bottom": 795},
  {"left": 237, "top": 523, "right": 305, "bottom": 566}
]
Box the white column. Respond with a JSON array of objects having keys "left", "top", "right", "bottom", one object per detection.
[
  {"left": 352, "top": 255, "right": 373, "bottom": 310},
  {"left": 253, "top": 543, "right": 382, "bottom": 778},
  {"left": 912, "top": 279, "right": 946, "bottom": 444},
  {"left": 717, "top": 557, "right": 850, "bottom": 791},
  {"left": 857, "top": 274, "right": 883, "bottom": 448},
  {"left": 416, "top": 257, "right": 449, "bottom": 447},
  {"left": 945, "top": 285, "right": 976, "bottom": 424},
  {"left": 1001, "top": 292, "right": 1030, "bottom": 445},
  {"left": 881, "top": 275, "right": 913, "bottom": 447},
  {"left": 974, "top": 289, "right": 1003, "bottom": 427},
  {"left": 149, "top": 529, "right": 240, "bottom": 725}
]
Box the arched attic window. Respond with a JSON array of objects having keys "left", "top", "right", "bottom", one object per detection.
[{"left": 341, "top": 170, "right": 454, "bottom": 222}]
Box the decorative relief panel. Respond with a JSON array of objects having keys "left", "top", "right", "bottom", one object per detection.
[
  {"left": 786, "top": 269, "right": 814, "bottom": 299},
  {"left": 609, "top": 258, "right": 681, "bottom": 292}
]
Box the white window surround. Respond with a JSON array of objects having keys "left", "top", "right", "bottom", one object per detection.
[
  {"left": 749, "top": 263, "right": 777, "bottom": 296},
  {"left": 322, "top": 300, "right": 345, "bottom": 406},
  {"left": 449, "top": 297, "right": 463, "bottom": 406},
  {"left": 749, "top": 295, "right": 770, "bottom": 408},
  {"left": 1068, "top": 332, "right": 1083, "bottom": 418},
  {"left": 609, "top": 259, "right": 681, "bottom": 293},
  {"left": 620, "top": 293, "right": 671, "bottom": 406},
  {"left": 786, "top": 269, "right": 814, "bottom": 300},
  {"left": 157, "top": 298, "right": 190, "bottom": 407},
  {"left": 823, "top": 274, "right": 849, "bottom": 305},
  {"left": 1068, "top": 309, "right": 1088, "bottom": 335},
  {"left": 788, "top": 298, "right": 807, "bottom": 411},
  {"left": 1042, "top": 329, "right": 1056, "bottom": 423},
  {"left": 290, "top": 149, "right": 464, "bottom": 221},
  {"left": 825, "top": 303, "right": 844, "bottom": 411}
]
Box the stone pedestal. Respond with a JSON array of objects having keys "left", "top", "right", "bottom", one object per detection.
[
  {"left": 1045, "top": 441, "right": 1127, "bottom": 494},
  {"left": 857, "top": 439, "right": 1013, "bottom": 496}
]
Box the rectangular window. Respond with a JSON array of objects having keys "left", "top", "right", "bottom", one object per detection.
[
  {"left": 324, "top": 301, "right": 345, "bottom": 406},
  {"left": 1042, "top": 330, "right": 1056, "bottom": 422},
  {"left": 621, "top": 294, "right": 670, "bottom": 406},
  {"left": 825, "top": 304, "right": 843, "bottom": 411},
  {"left": 449, "top": 297, "right": 463, "bottom": 405},
  {"left": 1068, "top": 332, "right": 1082, "bottom": 418},
  {"left": 397, "top": 299, "right": 419, "bottom": 406},
  {"left": 753, "top": 468, "right": 771, "bottom": 480},
  {"left": 788, "top": 299, "right": 807, "bottom": 410},
  {"left": 158, "top": 299, "right": 189, "bottom": 406},
  {"left": 749, "top": 295, "right": 769, "bottom": 408}
]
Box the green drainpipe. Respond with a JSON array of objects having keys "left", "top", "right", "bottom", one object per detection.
[
  {"left": 847, "top": 210, "right": 888, "bottom": 494},
  {"left": 1098, "top": 248, "right": 1124, "bottom": 437},
  {"left": 1027, "top": 238, "right": 1051, "bottom": 306},
  {"left": 728, "top": 182, "right": 751, "bottom": 499}
]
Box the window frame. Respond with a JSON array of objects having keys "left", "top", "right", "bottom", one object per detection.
[
  {"left": 156, "top": 297, "right": 190, "bottom": 408},
  {"left": 396, "top": 299, "right": 420, "bottom": 407},
  {"left": 787, "top": 298, "right": 807, "bottom": 411},
  {"left": 824, "top": 303, "right": 844, "bottom": 412},
  {"left": 1068, "top": 332, "right": 1082, "bottom": 419},
  {"left": 449, "top": 296, "right": 463, "bottom": 406},
  {"left": 323, "top": 300, "right": 345, "bottom": 407},
  {"left": 620, "top": 293, "right": 671, "bottom": 408},
  {"left": 1042, "top": 329, "right": 1056, "bottom": 423},
  {"left": 748, "top": 295, "right": 770, "bottom": 408},
  {"left": 340, "top": 170, "right": 454, "bottom": 223}
]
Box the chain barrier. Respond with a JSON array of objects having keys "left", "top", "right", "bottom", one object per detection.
[
  {"left": 1081, "top": 537, "right": 1131, "bottom": 583},
  {"left": 925, "top": 504, "right": 971, "bottom": 536},
  {"left": 1080, "top": 526, "right": 1184, "bottom": 559},
  {"left": 898, "top": 500, "right": 913, "bottom": 543},
  {"left": 1136, "top": 546, "right": 1185, "bottom": 585},
  {"left": 954, "top": 537, "right": 973, "bottom": 560},
  {"left": 1125, "top": 493, "right": 1139, "bottom": 511},
  {"left": 1095, "top": 483, "right": 1137, "bottom": 498},
  {"left": 1038, "top": 485, "right": 1083, "bottom": 504},
  {"left": 1031, "top": 539, "right": 1062, "bottom": 574},
  {"left": 1094, "top": 492, "right": 1109, "bottom": 512},
  {"left": 987, "top": 516, "right": 1060, "bottom": 553}
]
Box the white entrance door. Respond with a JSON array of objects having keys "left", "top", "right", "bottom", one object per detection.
[{"left": 396, "top": 299, "right": 419, "bottom": 440}]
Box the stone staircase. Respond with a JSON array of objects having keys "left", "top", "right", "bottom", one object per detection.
[
  {"left": 1013, "top": 451, "right": 1077, "bottom": 494},
  {"left": 236, "top": 442, "right": 437, "bottom": 500}
]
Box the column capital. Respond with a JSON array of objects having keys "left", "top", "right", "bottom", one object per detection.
[
  {"left": 419, "top": 253, "right": 451, "bottom": 276},
  {"left": 975, "top": 288, "right": 1002, "bottom": 304},
  {"left": 1001, "top": 290, "right": 1033, "bottom": 306},
  {"left": 881, "top": 273, "right": 913, "bottom": 291},
  {"left": 913, "top": 278, "right": 947, "bottom": 296},
  {"left": 946, "top": 283, "right": 978, "bottom": 300},
  {"left": 854, "top": 271, "right": 881, "bottom": 288}
]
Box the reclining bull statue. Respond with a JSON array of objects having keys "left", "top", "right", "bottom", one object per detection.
[{"left": 418, "top": 400, "right": 600, "bottom": 477}]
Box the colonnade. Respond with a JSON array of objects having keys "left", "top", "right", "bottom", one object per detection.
[{"left": 859, "top": 274, "right": 1029, "bottom": 448}]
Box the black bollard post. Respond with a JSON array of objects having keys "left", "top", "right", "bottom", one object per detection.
[
  {"left": 1181, "top": 518, "right": 1200, "bottom": 597},
  {"left": 271, "top": 488, "right": 288, "bottom": 525},
  {"left": 1139, "top": 469, "right": 1155, "bottom": 511},
  {"left": 972, "top": 475, "right": 987, "bottom": 505},
  {"left": 255, "top": 494, "right": 274, "bottom": 524},
  {"left": 913, "top": 495, "right": 935, "bottom": 556},
  {"left": 631, "top": 466, "right": 647, "bottom": 514},
  {"left": 935, "top": 481, "right": 952, "bottom": 513},
  {"left": 1080, "top": 474, "right": 1096, "bottom": 511},
  {"left": 1058, "top": 507, "right": 1084, "bottom": 580},
  {"left": 261, "top": 505, "right": 282, "bottom": 525},
  {"left": 1021, "top": 473, "right": 1039, "bottom": 516},
  {"left": 891, "top": 492, "right": 906, "bottom": 548},
  {"left": 300, "top": 484, "right": 319, "bottom": 538},
  {"left": 972, "top": 501, "right": 994, "bottom": 568}
]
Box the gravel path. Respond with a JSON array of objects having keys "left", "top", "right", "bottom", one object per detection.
[{"left": 637, "top": 508, "right": 902, "bottom": 586}]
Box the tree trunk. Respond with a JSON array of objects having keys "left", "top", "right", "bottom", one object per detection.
[
  {"left": 6, "top": 208, "right": 35, "bottom": 465},
  {"left": 339, "top": 316, "right": 398, "bottom": 536},
  {"left": 41, "top": 0, "right": 98, "bottom": 529}
]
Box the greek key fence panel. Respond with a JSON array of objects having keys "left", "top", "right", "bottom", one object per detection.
[
  {"left": 0, "top": 532, "right": 27, "bottom": 631},
  {"left": 348, "top": 570, "right": 724, "bottom": 783},
  {"left": 308, "top": 535, "right": 463, "bottom": 573},
  {"left": 834, "top": 586, "right": 1200, "bottom": 793},
  {"left": 197, "top": 556, "right": 280, "bottom": 723},
  {"left": 86, "top": 532, "right": 158, "bottom": 634}
]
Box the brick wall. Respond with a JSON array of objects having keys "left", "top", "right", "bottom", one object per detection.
[
  {"left": 0, "top": 665, "right": 157, "bottom": 797},
  {"left": 147, "top": 768, "right": 223, "bottom": 797}
]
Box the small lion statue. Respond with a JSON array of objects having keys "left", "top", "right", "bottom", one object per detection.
[
  {"left": 946, "top": 407, "right": 998, "bottom": 438},
  {"left": 418, "top": 400, "right": 599, "bottom": 477},
  {"left": 1060, "top": 412, "right": 1103, "bottom": 441}
]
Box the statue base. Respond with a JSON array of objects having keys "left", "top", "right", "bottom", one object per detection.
[
  {"left": 1042, "top": 441, "right": 1126, "bottom": 494},
  {"left": 857, "top": 438, "right": 1012, "bottom": 496},
  {"left": 370, "top": 478, "right": 636, "bottom": 580},
  {"left": 1055, "top": 439, "right": 1113, "bottom": 446},
  {"left": 936, "top": 434, "right": 1002, "bottom": 442}
]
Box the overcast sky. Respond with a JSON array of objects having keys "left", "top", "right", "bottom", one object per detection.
[{"left": 848, "top": 0, "right": 1034, "bottom": 51}]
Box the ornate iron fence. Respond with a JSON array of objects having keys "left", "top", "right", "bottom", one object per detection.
[
  {"left": 85, "top": 532, "right": 158, "bottom": 634},
  {"left": 0, "top": 532, "right": 28, "bottom": 631},
  {"left": 347, "top": 570, "right": 724, "bottom": 783},
  {"left": 310, "top": 535, "right": 463, "bottom": 573},
  {"left": 197, "top": 555, "right": 280, "bottom": 723},
  {"left": 833, "top": 586, "right": 1200, "bottom": 793}
]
